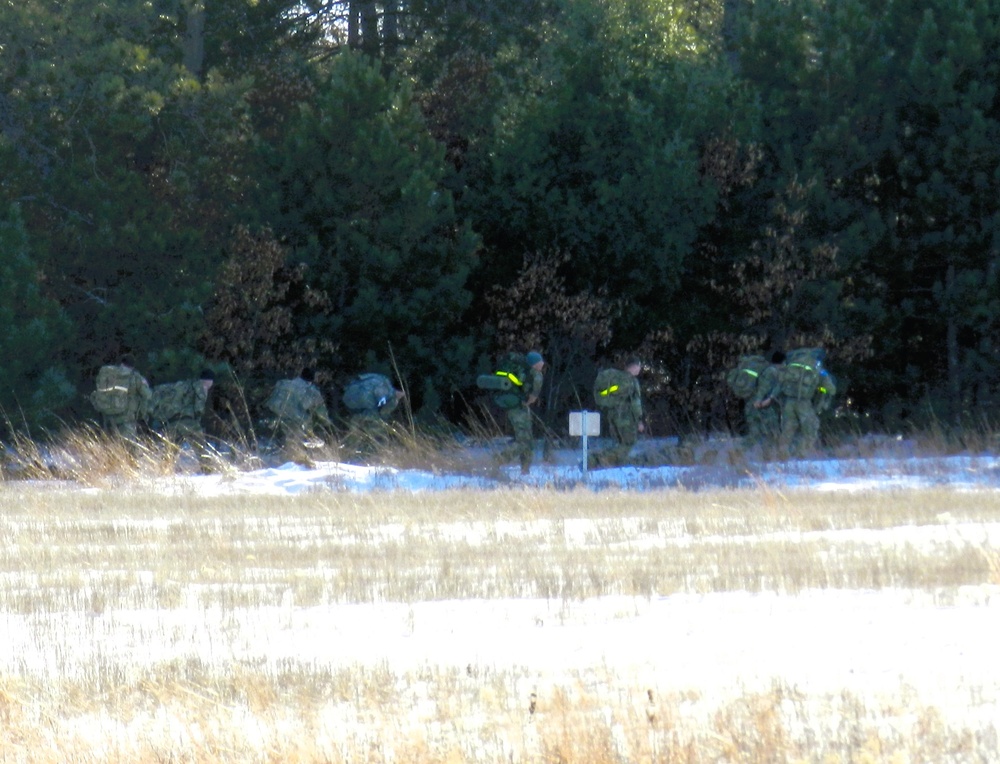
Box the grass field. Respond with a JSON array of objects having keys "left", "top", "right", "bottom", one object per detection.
[{"left": 1, "top": 484, "right": 999, "bottom": 762}]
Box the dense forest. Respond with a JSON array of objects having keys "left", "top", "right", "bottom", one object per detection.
[{"left": 2, "top": 0, "right": 999, "bottom": 439}]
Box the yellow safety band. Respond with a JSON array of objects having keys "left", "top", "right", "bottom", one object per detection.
[{"left": 495, "top": 370, "right": 523, "bottom": 387}]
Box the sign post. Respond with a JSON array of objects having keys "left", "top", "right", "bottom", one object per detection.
[{"left": 569, "top": 410, "right": 601, "bottom": 479}]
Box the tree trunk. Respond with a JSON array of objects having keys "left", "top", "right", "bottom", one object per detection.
[
  {"left": 182, "top": 0, "right": 206, "bottom": 79},
  {"left": 721, "top": 0, "right": 741, "bottom": 75},
  {"left": 360, "top": 1, "right": 380, "bottom": 58},
  {"left": 348, "top": 0, "right": 361, "bottom": 49},
  {"left": 945, "top": 262, "right": 962, "bottom": 425}
]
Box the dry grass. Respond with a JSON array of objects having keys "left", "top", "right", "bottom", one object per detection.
[{"left": 0, "top": 485, "right": 998, "bottom": 760}]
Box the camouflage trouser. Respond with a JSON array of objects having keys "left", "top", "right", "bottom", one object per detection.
[
  {"left": 104, "top": 416, "right": 141, "bottom": 442},
  {"left": 503, "top": 405, "right": 534, "bottom": 473},
  {"left": 590, "top": 408, "right": 638, "bottom": 468},
  {"left": 277, "top": 420, "right": 320, "bottom": 466},
  {"left": 163, "top": 418, "right": 213, "bottom": 469},
  {"left": 344, "top": 412, "right": 392, "bottom": 459},
  {"left": 779, "top": 398, "right": 819, "bottom": 458},
  {"left": 745, "top": 400, "right": 781, "bottom": 453}
]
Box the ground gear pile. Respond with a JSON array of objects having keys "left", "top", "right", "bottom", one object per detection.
[
  {"left": 90, "top": 365, "right": 136, "bottom": 417},
  {"left": 342, "top": 373, "right": 395, "bottom": 412},
  {"left": 476, "top": 352, "right": 531, "bottom": 410},
  {"left": 725, "top": 355, "right": 769, "bottom": 400},
  {"left": 779, "top": 348, "right": 825, "bottom": 401},
  {"left": 151, "top": 381, "right": 201, "bottom": 425},
  {"left": 593, "top": 368, "right": 636, "bottom": 409}
]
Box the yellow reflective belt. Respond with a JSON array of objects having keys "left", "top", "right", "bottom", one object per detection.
[
  {"left": 743, "top": 369, "right": 759, "bottom": 378},
  {"left": 495, "top": 370, "right": 523, "bottom": 387},
  {"left": 599, "top": 384, "right": 620, "bottom": 397}
]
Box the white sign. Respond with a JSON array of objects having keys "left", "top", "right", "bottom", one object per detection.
[{"left": 569, "top": 410, "right": 601, "bottom": 437}]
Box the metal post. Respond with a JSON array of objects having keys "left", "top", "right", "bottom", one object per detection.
[{"left": 581, "top": 410, "right": 589, "bottom": 481}]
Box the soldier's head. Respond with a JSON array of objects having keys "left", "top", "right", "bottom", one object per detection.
[
  {"left": 771, "top": 351, "right": 786, "bottom": 365},
  {"left": 625, "top": 357, "right": 642, "bottom": 376},
  {"left": 119, "top": 353, "right": 136, "bottom": 368},
  {"left": 200, "top": 368, "right": 215, "bottom": 391},
  {"left": 526, "top": 351, "right": 544, "bottom": 370},
  {"left": 300, "top": 367, "right": 315, "bottom": 382}
]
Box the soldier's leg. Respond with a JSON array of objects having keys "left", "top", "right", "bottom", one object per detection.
[
  {"left": 778, "top": 400, "right": 799, "bottom": 458},
  {"left": 760, "top": 405, "right": 781, "bottom": 459},
  {"left": 507, "top": 407, "right": 534, "bottom": 473},
  {"left": 798, "top": 403, "right": 820, "bottom": 454}
]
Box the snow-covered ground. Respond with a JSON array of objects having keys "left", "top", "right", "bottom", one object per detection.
[{"left": 4, "top": 442, "right": 1000, "bottom": 757}]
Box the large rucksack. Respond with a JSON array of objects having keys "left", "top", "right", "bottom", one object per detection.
[
  {"left": 90, "top": 365, "right": 135, "bottom": 417},
  {"left": 779, "top": 347, "right": 825, "bottom": 401},
  {"left": 151, "top": 381, "right": 200, "bottom": 425},
  {"left": 725, "top": 355, "right": 769, "bottom": 400},
  {"left": 476, "top": 352, "right": 531, "bottom": 410},
  {"left": 267, "top": 378, "right": 309, "bottom": 422},
  {"left": 342, "top": 373, "right": 395, "bottom": 412},
  {"left": 593, "top": 368, "right": 635, "bottom": 409}
]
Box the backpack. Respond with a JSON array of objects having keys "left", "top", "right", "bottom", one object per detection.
[
  {"left": 779, "top": 347, "right": 825, "bottom": 401},
  {"left": 267, "top": 378, "right": 308, "bottom": 422},
  {"left": 490, "top": 352, "right": 531, "bottom": 410},
  {"left": 725, "top": 355, "right": 769, "bottom": 400},
  {"left": 151, "top": 381, "right": 200, "bottom": 425},
  {"left": 342, "top": 373, "right": 395, "bottom": 412},
  {"left": 593, "top": 368, "right": 635, "bottom": 409},
  {"left": 89, "top": 365, "right": 135, "bottom": 417}
]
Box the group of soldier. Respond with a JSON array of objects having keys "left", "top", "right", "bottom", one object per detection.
[
  {"left": 484, "top": 346, "right": 835, "bottom": 473},
  {"left": 89, "top": 355, "right": 405, "bottom": 466},
  {"left": 89, "top": 344, "right": 833, "bottom": 472}
]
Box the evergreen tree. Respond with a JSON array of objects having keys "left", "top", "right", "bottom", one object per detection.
[
  {"left": 263, "top": 52, "right": 480, "bottom": 415},
  {"left": 0, "top": 206, "right": 75, "bottom": 432}
]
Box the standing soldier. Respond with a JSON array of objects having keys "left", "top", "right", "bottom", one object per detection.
[
  {"left": 265, "top": 367, "right": 332, "bottom": 465},
  {"left": 501, "top": 351, "right": 545, "bottom": 475},
  {"left": 776, "top": 348, "right": 826, "bottom": 458},
  {"left": 89, "top": 353, "right": 152, "bottom": 441},
  {"left": 590, "top": 357, "right": 645, "bottom": 468},
  {"left": 750, "top": 351, "right": 785, "bottom": 458}
]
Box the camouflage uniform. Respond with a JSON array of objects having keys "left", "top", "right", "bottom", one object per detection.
[
  {"left": 268, "top": 375, "right": 331, "bottom": 464},
  {"left": 746, "top": 362, "right": 782, "bottom": 454},
  {"left": 153, "top": 379, "right": 211, "bottom": 441},
  {"left": 102, "top": 366, "right": 152, "bottom": 441},
  {"left": 590, "top": 369, "right": 643, "bottom": 468},
  {"left": 342, "top": 373, "right": 404, "bottom": 458},
  {"left": 777, "top": 361, "right": 821, "bottom": 458},
  {"left": 505, "top": 364, "right": 544, "bottom": 474}
]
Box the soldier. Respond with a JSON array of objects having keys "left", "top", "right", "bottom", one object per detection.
[
  {"left": 341, "top": 372, "right": 407, "bottom": 459},
  {"left": 504, "top": 351, "right": 545, "bottom": 475},
  {"left": 265, "top": 367, "right": 332, "bottom": 464},
  {"left": 775, "top": 348, "right": 826, "bottom": 458},
  {"left": 151, "top": 369, "right": 215, "bottom": 442},
  {"left": 749, "top": 351, "right": 785, "bottom": 458},
  {"left": 149, "top": 369, "right": 215, "bottom": 469},
  {"left": 590, "top": 357, "right": 644, "bottom": 468},
  {"left": 342, "top": 372, "right": 406, "bottom": 421},
  {"left": 89, "top": 353, "right": 152, "bottom": 441}
]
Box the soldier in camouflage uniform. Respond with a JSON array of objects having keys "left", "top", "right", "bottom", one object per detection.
[
  {"left": 504, "top": 351, "right": 545, "bottom": 475},
  {"left": 774, "top": 351, "right": 825, "bottom": 458},
  {"left": 341, "top": 372, "right": 406, "bottom": 459},
  {"left": 748, "top": 351, "right": 784, "bottom": 457},
  {"left": 152, "top": 369, "right": 215, "bottom": 442},
  {"left": 92, "top": 353, "right": 152, "bottom": 441},
  {"left": 590, "top": 358, "right": 645, "bottom": 468},
  {"left": 266, "top": 368, "right": 332, "bottom": 464}
]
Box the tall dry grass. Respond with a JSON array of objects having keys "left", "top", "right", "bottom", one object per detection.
[{"left": 0, "top": 486, "right": 998, "bottom": 760}]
